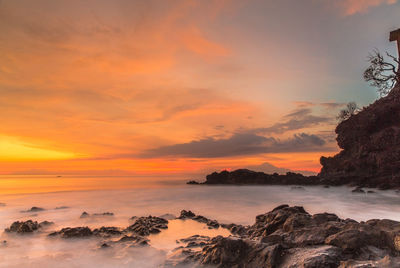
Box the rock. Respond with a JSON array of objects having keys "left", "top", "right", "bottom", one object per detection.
[
  {"left": 339, "top": 255, "right": 400, "bottom": 267},
  {"left": 177, "top": 235, "right": 210, "bottom": 248},
  {"left": 100, "top": 243, "right": 111, "bottom": 249},
  {"left": 291, "top": 186, "right": 306, "bottom": 191},
  {"left": 22, "top": 207, "right": 45, "bottom": 213},
  {"left": 80, "top": 212, "right": 114, "bottom": 218},
  {"left": 186, "top": 180, "right": 200, "bottom": 185},
  {"left": 367, "top": 190, "right": 376, "bottom": 193},
  {"left": 159, "top": 214, "right": 176, "bottom": 220},
  {"left": 170, "top": 205, "right": 400, "bottom": 267},
  {"left": 204, "top": 169, "right": 321, "bottom": 185},
  {"left": 182, "top": 236, "right": 283, "bottom": 268},
  {"left": 93, "top": 212, "right": 114, "bottom": 217},
  {"left": 49, "top": 227, "right": 93, "bottom": 238},
  {"left": 5, "top": 220, "right": 40, "bottom": 233},
  {"left": 125, "top": 216, "right": 168, "bottom": 236},
  {"left": 80, "top": 212, "right": 90, "bottom": 218},
  {"left": 0, "top": 203, "right": 6, "bottom": 207},
  {"left": 92, "top": 227, "right": 123, "bottom": 237},
  {"left": 39, "top": 221, "right": 54, "bottom": 227},
  {"left": 320, "top": 86, "right": 400, "bottom": 189},
  {"left": 352, "top": 187, "right": 365, "bottom": 193},
  {"left": 55, "top": 206, "right": 69, "bottom": 210},
  {"left": 280, "top": 245, "right": 342, "bottom": 268},
  {"left": 116, "top": 235, "right": 149, "bottom": 246},
  {"left": 178, "top": 210, "right": 195, "bottom": 219},
  {"left": 178, "top": 210, "right": 220, "bottom": 229}
]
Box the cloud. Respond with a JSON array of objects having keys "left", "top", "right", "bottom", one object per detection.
[
  {"left": 140, "top": 132, "right": 328, "bottom": 158},
  {"left": 336, "top": 0, "right": 397, "bottom": 15},
  {"left": 255, "top": 108, "right": 331, "bottom": 134}
]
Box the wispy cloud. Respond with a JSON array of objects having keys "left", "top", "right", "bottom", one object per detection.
[
  {"left": 140, "top": 132, "right": 329, "bottom": 158},
  {"left": 337, "top": 0, "right": 397, "bottom": 15}
]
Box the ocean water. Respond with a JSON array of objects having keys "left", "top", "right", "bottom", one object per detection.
[{"left": 1, "top": 175, "right": 400, "bottom": 267}]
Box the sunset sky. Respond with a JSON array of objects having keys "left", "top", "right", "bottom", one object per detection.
[{"left": 0, "top": 0, "right": 399, "bottom": 176}]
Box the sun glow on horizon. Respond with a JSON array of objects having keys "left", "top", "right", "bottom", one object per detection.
[{"left": 0, "top": 136, "right": 78, "bottom": 161}]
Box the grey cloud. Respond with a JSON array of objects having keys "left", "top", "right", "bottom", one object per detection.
[{"left": 140, "top": 132, "right": 328, "bottom": 158}]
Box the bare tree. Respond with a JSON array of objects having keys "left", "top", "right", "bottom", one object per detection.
[
  {"left": 363, "top": 50, "right": 399, "bottom": 96},
  {"left": 337, "top": 102, "right": 359, "bottom": 122}
]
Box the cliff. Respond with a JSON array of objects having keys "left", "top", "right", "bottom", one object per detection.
[{"left": 319, "top": 86, "right": 400, "bottom": 188}]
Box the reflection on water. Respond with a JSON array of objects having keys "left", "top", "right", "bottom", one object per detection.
[{"left": 1, "top": 176, "right": 400, "bottom": 267}]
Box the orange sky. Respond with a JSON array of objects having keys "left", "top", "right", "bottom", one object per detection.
[{"left": 0, "top": 0, "right": 399, "bottom": 177}]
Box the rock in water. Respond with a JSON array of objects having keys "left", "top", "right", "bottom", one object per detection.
[
  {"left": 5, "top": 220, "right": 40, "bottom": 233},
  {"left": 320, "top": 86, "right": 400, "bottom": 188}
]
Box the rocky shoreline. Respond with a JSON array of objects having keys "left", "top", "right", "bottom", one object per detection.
[{"left": 5, "top": 205, "right": 400, "bottom": 267}]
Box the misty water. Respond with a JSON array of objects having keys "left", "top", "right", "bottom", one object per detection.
[{"left": 1, "top": 176, "right": 400, "bottom": 267}]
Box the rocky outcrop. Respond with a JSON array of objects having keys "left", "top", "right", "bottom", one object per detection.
[
  {"left": 49, "top": 227, "right": 93, "bottom": 238},
  {"left": 5, "top": 220, "right": 40, "bottom": 233},
  {"left": 169, "top": 205, "right": 400, "bottom": 267},
  {"left": 125, "top": 216, "right": 168, "bottom": 236},
  {"left": 179, "top": 210, "right": 220, "bottom": 229},
  {"left": 320, "top": 86, "right": 400, "bottom": 189},
  {"left": 198, "top": 169, "right": 321, "bottom": 185}
]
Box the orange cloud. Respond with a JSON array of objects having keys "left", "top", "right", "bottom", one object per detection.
[{"left": 339, "top": 0, "right": 397, "bottom": 15}]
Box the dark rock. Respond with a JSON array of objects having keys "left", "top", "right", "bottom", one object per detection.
[
  {"left": 320, "top": 86, "right": 400, "bottom": 189},
  {"left": 49, "top": 227, "right": 93, "bottom": 238},
  {"left": 170, "top": 205, "right": 400, "bottom": 267},
  {"left": 178, "top": 210, "right": 220, "bottom": 229},
  {"left": 367, "top": 190, "right": 376, "bottom": 193},
  {"left": 352, "top": 187, "right": 365, "bottom": 193},
  {"left": 39, "top": 221, "right": 54, "bottom": 227},
  {"left": 116, "top": 235, "right": 149, "bottom": 246},
  {"left": 93, "top": 212, "right": 114, "bottom": 217},
  {"left": 280, "top": 245, "right": 342, "bottom": 268},
  {"left": 204, "top": 169, "right": 321, "bottom": 185},
  {"left": 100, "top": 243, "right": 111, "bottom": 249},
  {"left": 178, "top": 210, "right": 195, "bottom": 219},
  {"left": 55, "top": 206, "right": 69, "bottom": 210},
  {"left": 186, "top": 180, "right": 200, "bottom": 185},
  {"left": 22, "top": 207, "right": 45, "bottom": 213},
  {"left": 92, "top": 227, "right": 123, "bottom": 237},
  {"left": 159, "top": 214, "right": 176, "bottom": 220},
  {"left": 80, "top": 212, "right": 90, "bottom": 218},
  {"left": 5, "top": 220, "right": 40, "bottom": 233},
  {"left": 125, "top": 216, "right": 168, "bottom": 236}
]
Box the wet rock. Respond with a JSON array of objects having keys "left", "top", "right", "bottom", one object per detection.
[
  {"left": 22, "top": 207, "right": 45, "bottom": 213},
  {"left": 93, "top": 227, "right": 123, "bottom": 237},
  {"left": 191, "top": 236, "right": 283, "bottom": 268},
  {"left": 220, "top": 223, "right": 247, "bottom": 236},
  {"left": 170, "top": 205, "right": 400, "bottom": 267},
  {"left": 351, "top": 187, "right": 365, "bottom": 193},
  {"left": 39, "top": 221, "right": 54, "bottom": 227},
  {"left": 178, "top": 210, "right": 195, "bottom": 219},
  {"left": 80, "top": 212, "right": 114, "bottom": 218},
  {"left": 93, "top": 212, "right": 114, "bottom": 217},
  {"left": 367, "top": 190, "right": 376, "bottom": 194},
  {"left": 80, "top": 212, "right": 90, "bottom": 218},
  {"left": 49, "top": 227, "right": 93, "bottom": 238},
  {"left": 177, "top": 235, "right": 211, "bottom": 248},
  {"left": 100, "top": 243, "right": 111, "bottom": 249},
  {"left": 116, "top": 235, "right": 149, "bottom": 246},
  {"left": 125, "top": 216, "right": 168, "bottom": 236},
  {"left": 5, "top": 220, "right": 40, "bottom": 233},
  {"left": 55, "top": 206, "right": 69, "bottom": 210},
  {"left": 178, "top": 210, "right": 220, "bottom": 229},
  {"left": 291, "top": 186, "right": 306, "bottom": 191},
  {"left": 159, "top": 214, "right": 176, "bottom": 220},
  {"left": 280, "top": 245, "right": 342, "bottom": 268},
  {"left": 339, "top": 255, "right": 400, "bottom": 267},
  {"left": 186, "top": 180, "right": 200, "bottom": 185}
]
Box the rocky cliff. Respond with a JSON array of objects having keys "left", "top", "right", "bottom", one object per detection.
[{"left": 319, "top": 86, "right": 400, "bottom": 188}]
